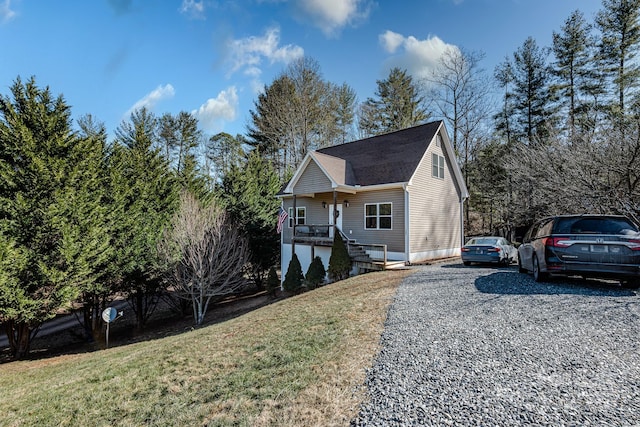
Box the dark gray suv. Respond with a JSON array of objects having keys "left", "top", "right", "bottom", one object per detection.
[{"left": 518, "top": 215, "right": 640, "bottom": 287}]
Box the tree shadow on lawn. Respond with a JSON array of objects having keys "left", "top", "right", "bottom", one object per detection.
[{"left": 0, "top": 290, "right": 286, "bottom": 364}]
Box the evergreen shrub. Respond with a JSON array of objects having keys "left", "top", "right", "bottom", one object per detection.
[
  {"left": 305, "top": 256, "right": 326, "bottom": 289},
  {"left": 283, "top": 253, "right": 304, "bottom": 293},
  {"left": 327, "top": 233, "right": 351, "bottom": 282}
]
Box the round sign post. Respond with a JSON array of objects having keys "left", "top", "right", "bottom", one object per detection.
[{"left": 102, "top": 307, "right": 121, "bottom": 349}]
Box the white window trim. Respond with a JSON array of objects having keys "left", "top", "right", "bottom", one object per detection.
[
  {"left": 288, "top": 206, "right": 306, "bottom": 228},
  {"left": 364, "top": 202, "right": 393, "bottom": 230},
  {"left": 432, "top": 153, "right": 445, "bottom": 179}
]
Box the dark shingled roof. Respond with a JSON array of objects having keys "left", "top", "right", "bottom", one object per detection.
[{"left": 316, "top": 121, "right": 442, "bottom": 186}]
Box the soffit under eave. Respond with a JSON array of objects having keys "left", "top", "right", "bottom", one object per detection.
[
  {"left": 277, "top": 184, "right": 368, "bottom": 197},
  {"left": 277, "top": 193, "right": 316, "bottom": 199}
]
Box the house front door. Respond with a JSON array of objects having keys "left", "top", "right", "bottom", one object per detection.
[{"left": 328, "top": 204, "right": 342, "bottom": 238}]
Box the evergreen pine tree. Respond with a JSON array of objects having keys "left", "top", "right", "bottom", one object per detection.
[
  {"left": 552, "top": 10, "right": 595, "bottom": 138},
  {"left": 596, "top": 0, "right": 640, "bottom": 114},
  {"left": 109, "top": 108, "right": 179, "bottom": 329},
  {"left": 247, "top": 57, "right": 357, "bottom": 175},
  {"left": 59, "top": 114, "right": 114, "bottom": 340},
  {"left": 511, "top": 37, "right": 557, "bottom": 145},
  {"left": 328, "top": 233, "right": 351, "bottom": 282},
  {"left": 359, "top": 67, "right": 430, "bottom": 137},
  {"left": 158, "top": 111, "right": 209, "bottom": 196},
  {"left": 283, "top": 253, "right": 304, "bottom": 293},
  {"left": 494, "top": 57, "right": 516, "bottom": 145},
  {"left": 305, "top": 256, "right": 326, "bottom": 289},
  {"left": 218, "top": 151, "right": 282, "bottom": 289},
  {"left": 206, "top": 132, "right": 245, "bottom": 183},
  {"left": 266, "top": 266, "right": 279, "bottom": 298},
  {"left": 0, "top": 77, "right": 99, "bottom": 358}
]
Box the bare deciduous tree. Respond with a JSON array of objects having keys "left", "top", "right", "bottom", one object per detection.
[
  {"left": 505, "top": 120, "right": 640, "bottom": 225},
  {"left": 428, "top": 47, "right": 493, "bottom": 229},
  {"left": 247, "top": 57, "right": 356, "bottom": 176},
  {"left": 428, "top": 47, "right": 491, "bottom": 158},
  {"left": 160, "top": 192, "right": 249, "bottom": 325}
]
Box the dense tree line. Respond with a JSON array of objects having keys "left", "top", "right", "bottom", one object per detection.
[
  {"left": 470, "top": 0, "right": 640, "bottom": 236},
  {"left": 0, "top": 78, "right": 281, "bottom": 358}
]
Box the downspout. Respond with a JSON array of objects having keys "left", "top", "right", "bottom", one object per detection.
[
  {"left": 404, "top": 184, "right": 410, "bottom": 265},
  {"left": 460, "top": 195, "right": 467, "bottom": 248}
]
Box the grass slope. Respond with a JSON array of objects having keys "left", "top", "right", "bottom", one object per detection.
[{"left": 0, "top": 269, "right": 413, "bottom": 426}]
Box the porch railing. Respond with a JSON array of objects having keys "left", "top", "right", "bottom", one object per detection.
[
  {"left": 294, "top": 225, "right": 389, "bottom": 270},
  {"left": 293, "top": 224, "right": 330, "bottom": 238}
]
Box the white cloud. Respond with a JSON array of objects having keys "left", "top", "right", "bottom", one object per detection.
[
  {"left": 295, "top": 0, "right": 370, "bottom": 37},
  {"left": 125, "top": 84, "right": 175, "bottom": 117},
  {"left": 179, "top": 0, "right": 205, "bottom": 20},
  {"left": 192, "top": 87, "right": 239, "bottom": 133},
  {"left": 244, "top": 66, "right": 266, "bottom": 95},
  {"left": 379, "top": 31, "right": 459, "bottom": 79},
  {"left": 226, "top": 27, "right": 304, "bottom": 77},
  {"left": 379, "top": 30, "right": 404, "bottom": 54},
  {"left": 244, "top": 66, "right": 262, "bottom": 78},
  {"left": 0, "top": 0, "right": 17, "bottom": 24}
]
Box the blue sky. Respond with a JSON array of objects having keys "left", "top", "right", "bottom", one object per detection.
[{"left": 0, "top": 0, "right": 603, "bottom": 139}]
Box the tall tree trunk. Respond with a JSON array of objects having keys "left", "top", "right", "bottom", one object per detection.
[
  {"left": 135, "top": 290, "right": 145, "bottom": 330},
  {"left": 5, "top": 320, "right": 35, "bottom": 360}
]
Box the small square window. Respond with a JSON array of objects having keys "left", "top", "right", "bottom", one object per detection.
[
  {"left": 379, "top": 217, "right": 392, "bottom": 229},
  {"left": 365, "top": 217, "right": 378, "bottom": 229}
]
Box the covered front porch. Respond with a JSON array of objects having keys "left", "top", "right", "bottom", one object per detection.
[
  {"left": 280, "top": 167, "right": 409, "bottom": 277},
  {"left": 290, "top": 224, "right": 402, "bottom": 272}
]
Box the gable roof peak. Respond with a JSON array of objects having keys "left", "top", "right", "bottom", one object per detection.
[{"left": 314, "top": 121, "right": 444, "bottom": 186}]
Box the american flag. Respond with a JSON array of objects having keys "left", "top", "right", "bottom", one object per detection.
[{"left": 276, "top": 207, "right": 289, "bottom": 233}]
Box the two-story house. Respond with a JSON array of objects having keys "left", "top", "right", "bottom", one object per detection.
[{"left": 278, "top": 120, "right": 469, "bottom": 279}]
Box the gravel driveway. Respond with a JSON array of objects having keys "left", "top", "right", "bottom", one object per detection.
[{"left": 352, "top": 262, "right": 640, "bottom": 426}]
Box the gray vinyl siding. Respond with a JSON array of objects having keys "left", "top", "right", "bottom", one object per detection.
[
  {"left": 408, "top": 138, "right": 462, "bottom": 255},
  {"left": 340, "top": 189, "right": 405, "bottom": 253},
  {"left": 292, "top": 161, "right": 332, "bottom": 194},
  {"left": 281, "top": 190, "right": 405, "bottom": 253},
  {"left": 280, "top": 196, "right": 327, "bottom": 242}
]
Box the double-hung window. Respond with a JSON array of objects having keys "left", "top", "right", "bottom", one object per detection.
[
  {"left": 365, "top": 203, "right": 392, "bottom": 230},
  {"left": 432, "top": 153, "right": 445, "bottom": 179},
  {"left": 288, "top": 207, "right": 306, "bottom": 228}
]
